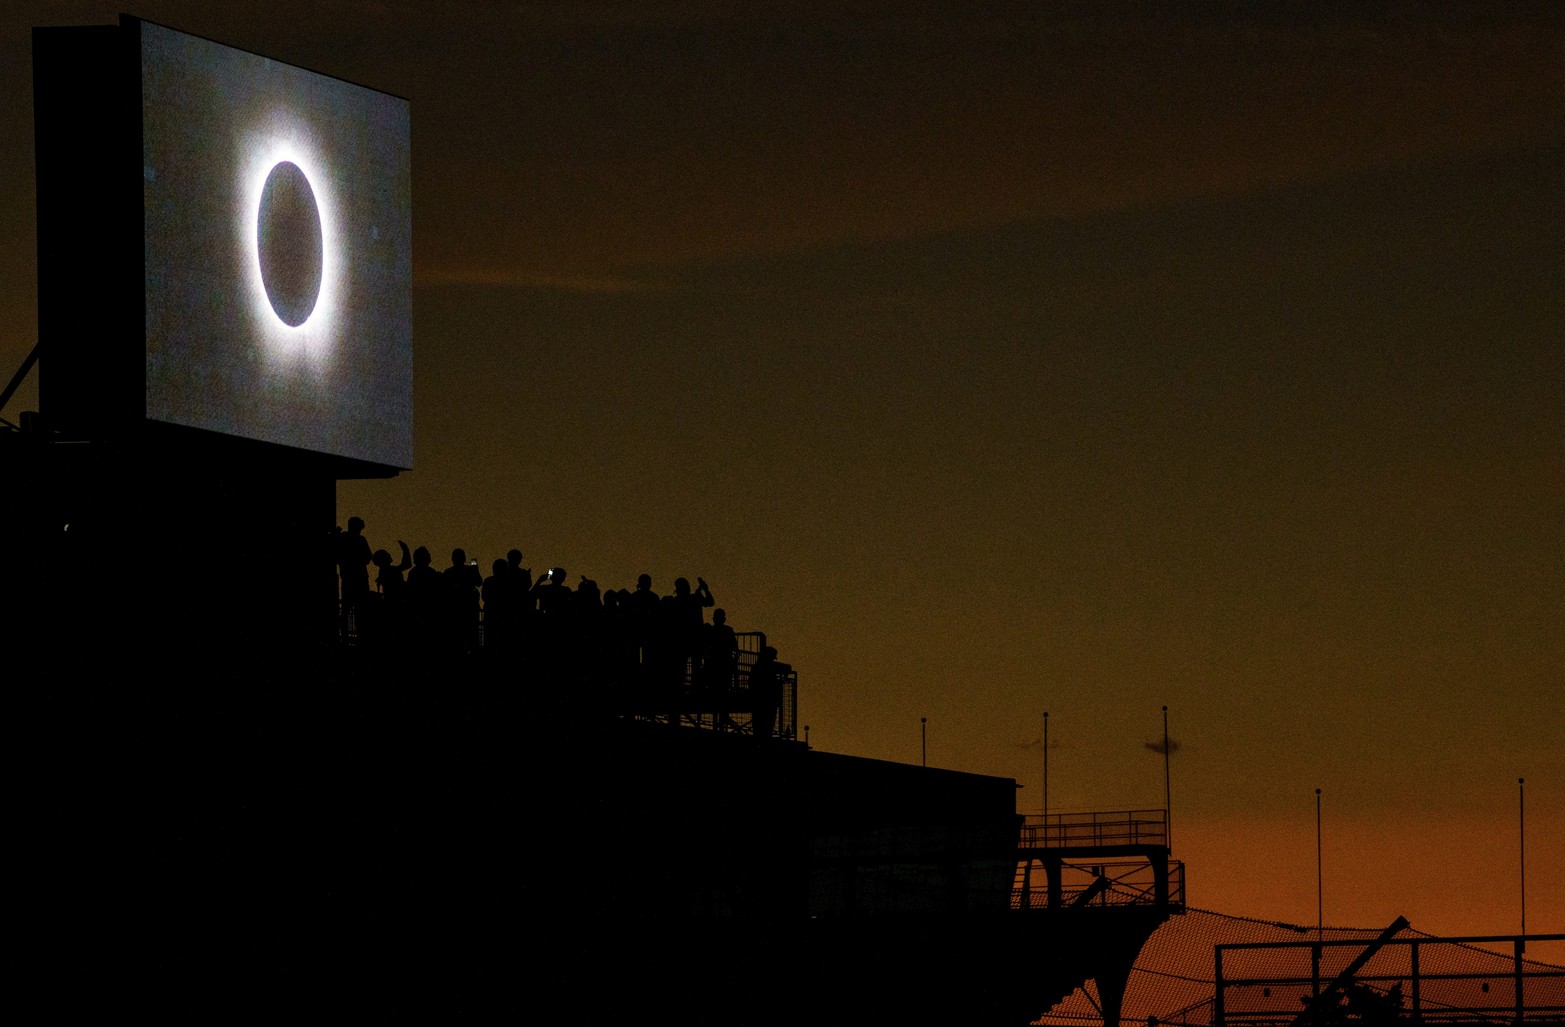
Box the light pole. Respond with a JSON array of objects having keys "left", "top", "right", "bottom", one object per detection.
[
  {"left": 1316, "top": 787, "right": 1324, "bottom": 938},
  {"left": 1043, "top": 711, "right": 1050, "bottom": 825},
  {"left": 1520, "top": 777, "right": 1527, "bottom": 942},
  {"left": 1162, "top": 705, "right": 1172, "bottom": 850},
  {"left": 920, "top": 717, "right": 927, "bottom": 768}
]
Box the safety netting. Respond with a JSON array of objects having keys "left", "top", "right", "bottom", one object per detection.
[{"left": 1035, "top": 908, "right": 1564, "bottom": 1027}]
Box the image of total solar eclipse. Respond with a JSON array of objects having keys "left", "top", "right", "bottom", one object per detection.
[
  {"left": 256, "top": 160, "right": 323, "bottom": 327},
  {"left": 138, "top": 18, "right": 412, "bottom": 469}
]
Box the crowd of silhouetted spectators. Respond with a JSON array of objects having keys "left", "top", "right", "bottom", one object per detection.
[{"left": 331, "top": 517, "right": 790, "bottom": 736}]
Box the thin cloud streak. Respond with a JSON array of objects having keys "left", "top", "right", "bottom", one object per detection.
[
  {"left": 413, "top": 266, "right": 661, "bottom": 294},
  {"left": 416, "top": 4, "right": 1565, "bottom": 276}
]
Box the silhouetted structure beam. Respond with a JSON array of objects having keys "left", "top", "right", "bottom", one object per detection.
[
  {"left": 1291, "top": 916, "right": 1411, "bottom": 1027},
  {"left": 0, "top": 342, "right": 38, "bottom": 419},
  {"left": 1069, "top": 874, "right": 1114, "bottom": 909}
]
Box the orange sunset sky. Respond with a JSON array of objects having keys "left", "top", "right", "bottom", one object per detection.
[{"left": 1, "top": 1, "right": 1559, "bottom": 945}]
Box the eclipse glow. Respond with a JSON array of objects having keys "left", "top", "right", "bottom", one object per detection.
[{"left": 239, "top": 117, "right": 343, "bottom": 364}]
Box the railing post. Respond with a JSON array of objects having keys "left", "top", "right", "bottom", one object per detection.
[
  {"left": 1214, "top": 946, "right": 1225, "bottom": 1027},
  {"left": 1311, "top": 943, "right": 1322, "bottom": 1027},
  {"left": 1410, "top": 940, "right": 1421, "bottom": 1024},
  {"left": 1514, "top": 936, "right": 1524, "bottom": 1026}
]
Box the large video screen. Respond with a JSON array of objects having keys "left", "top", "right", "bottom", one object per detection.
[{"left": 138, "top": 18, "right": 412, "bottom": 469}]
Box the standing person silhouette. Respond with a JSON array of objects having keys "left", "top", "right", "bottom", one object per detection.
[
  {"left": 703, "top": 608, "right": 738, "bottom": 689},
  {"left": 532, "top": 567, "right": 574, "bottom": 676},
  {"left": 700, "top": 608, "right": 740, "bottom": 729},
  {"left": 443, "top": 549, "right": 483, "bottom": 653},
  {"left": 660, "top": 577, "right": 713, "bottom": 724},
  {"left": 504, "top": 549, "right": 536, "bottom": 657},
  {"left": 667, "top": 577, "right": 714, "bottom": 664},
  {"left": 367, "top": 539, "right": 412, "bottom": 647},
  {"left": 626, "top": 574, "right": 659, "bottom": 686},
  {"left": 373, "top": 539, "right": 412, "bottom": 596},
  {"left": 406, "top": 545, "right": 441, "bottom": 653},
  {"left": 749, "top": 645, "right": 787, "bottom": 739},
  {"left": 336, "top": 516, "right": 373, "bottom": 640}
]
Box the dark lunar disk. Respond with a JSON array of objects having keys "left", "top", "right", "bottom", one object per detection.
[{"left": 257, "top": 161, "right": 324, "bottom": 326}]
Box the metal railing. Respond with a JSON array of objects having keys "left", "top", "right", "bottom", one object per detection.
[
  {"left": 1019, "top": 808, "right": 1170, "bottom": 849},
  {"left": 1215, "top": 933, "right": 1565, "bottom": 1027},
  {"left": 338, "top": 603, "right": 797, "bottom": 739},
  {"left": 672, "top": 631, "right": 798, "bottom": 740}
]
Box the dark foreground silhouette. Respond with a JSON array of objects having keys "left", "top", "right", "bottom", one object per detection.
[{"left": 334, "top": 519, "right": 796, "bottom": 738}]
